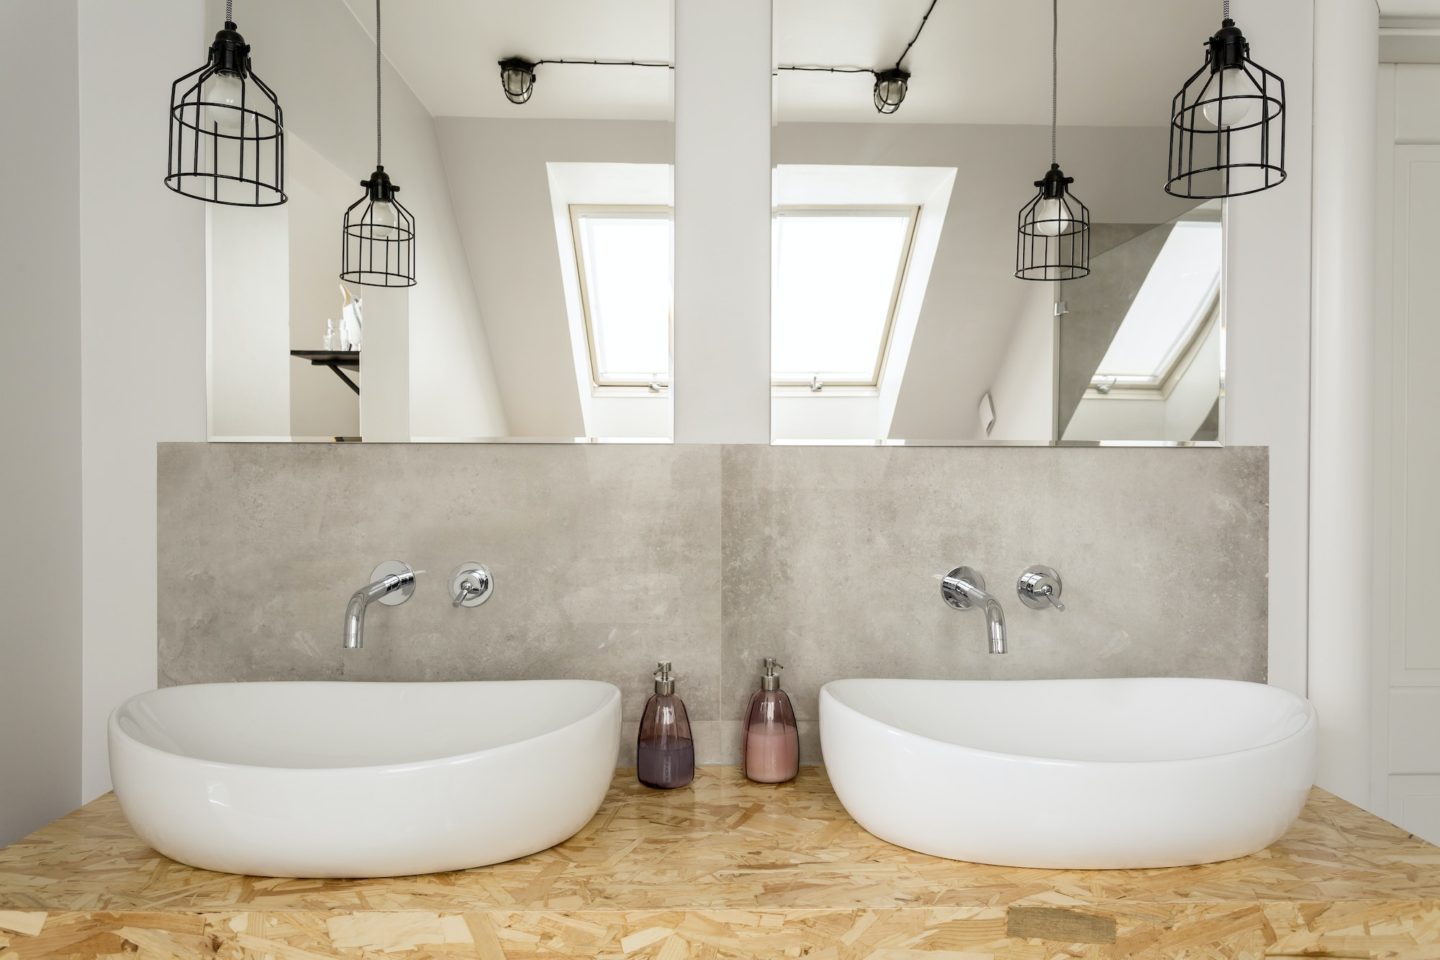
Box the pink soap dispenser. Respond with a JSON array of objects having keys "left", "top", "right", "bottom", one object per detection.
[{"left": 743, "top": 658, "right": 799, "bottom": 784}]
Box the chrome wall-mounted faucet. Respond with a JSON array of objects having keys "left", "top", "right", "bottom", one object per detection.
[
  {"left": 941, "top": 566, "right": 1007, "bottom": 654},
  {"left": 343, "top": 561, "right": 417, "bottom": 649}
]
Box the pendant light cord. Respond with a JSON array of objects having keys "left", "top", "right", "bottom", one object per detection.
[
  {"left": 1050, "top": 0, "right": 1058, "bottom": 164},
  {"left": 895, "top": 0, "right": 940, "bottom": 68},
  {"left": 225, "top": 0, "right": 232, "bottom": 22},
  {"left": 1223, "top": 0, "right": 1230, "bottom": 19},
  {"left": 375, "top": 0, "right": 383, "bottom": 166}
]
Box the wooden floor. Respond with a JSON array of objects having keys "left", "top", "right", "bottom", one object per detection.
[{"left": 1, "top": 766, "right": 1438, "bottom": 957}]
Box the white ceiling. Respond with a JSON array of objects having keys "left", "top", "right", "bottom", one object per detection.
[
  {"left": 339, "top": 0, "right": 675, "bottom": 121},
  {"left": 342, "top": 0, "right": 1230, "bottom": 126}
]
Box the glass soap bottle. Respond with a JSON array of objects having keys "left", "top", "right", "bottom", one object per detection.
[
  {"left": 637, "top": 661, "right": 694, "bottom": 789},
  {"left": 743, "top": 658, "right": 799, "bottom": 783}
]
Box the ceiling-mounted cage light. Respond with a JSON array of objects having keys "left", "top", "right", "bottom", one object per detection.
[
  {"left": 1016, "top": 0, "right": 1089, "bottom": 281},
  {"left": 165, "top": 1, "right": 285, "bottom": 206},
  {"left": 1016, "top": 164, "right": 1090, "bottom": 280},
  {"left": 872, "top": 68, "right": 910, "bottom": 115},
  {"left": 340, "top": 0, "right": 416, "bottom": 287},
  {"left": 499, "top": 58, "right": 537, "bottom": 104},
  {"left": 1165, "top": 2, "right": 1285, "bottom": 199}
]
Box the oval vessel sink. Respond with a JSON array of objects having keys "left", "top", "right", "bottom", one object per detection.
[
  {"left": 820, "top": 677, "right": 1316, "bottom": 869},
  {"left": 109, "top": 680, "right": 621, "bottom": 877}
]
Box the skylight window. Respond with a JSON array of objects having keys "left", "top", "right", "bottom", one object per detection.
[
  {"left": 771, "top": 208, "right": 917, "bottom": 387},
  {"left": 1093, "top": 220, "right": 1222, "bottom": 387},
  {"left": 568, "top": 204, "right": 919, "bottom": 392},
  {"left": 571, "top": 207, "right": 673, "bottom": 386}
]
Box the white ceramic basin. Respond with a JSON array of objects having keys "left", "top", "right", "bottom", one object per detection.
[
  {"left": 109, "top": 680, "right": 621, "bottom": 878},
  {"left": 820, "top": 677, "right": 1317, "bottom": 869}
]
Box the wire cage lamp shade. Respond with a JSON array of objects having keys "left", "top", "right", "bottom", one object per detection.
[
  {"left": 165, "top": 13, "right": 285, "bottom": 206},
  {"left": 1016, "top": 164, "right": 1090, "bottom": 280},
  {"left": 1166, "top": 11, "right": 1285, "bottom": 199},
  {"left": 499, "top": 58, "right": 537, "bottom": 104},
  {"left": 341, "top": 166, "right": 416, "bottom": 287},
  {"left": 1015, "top": 0, "right": 1089, "bottom": 281},
  {"left": 872, "top": 69, "right": 910, "bottom": 115},
  {"left": 340, "top": 0, "right": 416, "bottom": 288}
]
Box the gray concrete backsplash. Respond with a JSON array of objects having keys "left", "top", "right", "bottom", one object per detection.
[{"left": 157, "top": 442, "right": 1268, "bottom": 764}]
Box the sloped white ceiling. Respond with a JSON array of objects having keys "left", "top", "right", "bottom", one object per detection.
[{"left": 341, "top": 0, "right": 1226, "bottom": 125}]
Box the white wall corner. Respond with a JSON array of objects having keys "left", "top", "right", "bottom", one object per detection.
[{"left": 1308, "top": 0, "right": 1379, "bottom": 808}]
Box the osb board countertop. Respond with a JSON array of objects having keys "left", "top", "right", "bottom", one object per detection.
[{"left": 0, "top": 767, "right": 1437, "bottom": 959}]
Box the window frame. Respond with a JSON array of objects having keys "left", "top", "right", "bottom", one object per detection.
[
  {"left": 568, "top": 203, "right": 675, "bottom": 390},
  {"left": 770, "top": 204, "right": 920, "bottom": 390}
]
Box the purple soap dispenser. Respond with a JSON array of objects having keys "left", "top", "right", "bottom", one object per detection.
[{"left": 636, "top": 661, "right": 695, "bottom": 789}]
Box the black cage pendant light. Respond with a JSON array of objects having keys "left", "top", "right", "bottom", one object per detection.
[
  {"left": 165, "top": 0, "right": 285, "bottom": 206},
  {"left": 1166, "top": 0, "right": 1285, "bottom": 199},
  {"left": 341, "top": 0, "right": 416, "bottom": 288},
  {"left": 1016, "top": 0, "right": 1089, "bottom": 281}
]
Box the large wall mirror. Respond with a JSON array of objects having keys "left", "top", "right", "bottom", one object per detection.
[
  {"left": 206, "top": 0, "right": 1227, "bottom": 447},
  {"left": 769, "top": 0, "right": 1224, "bottom": 444},
  {"left": 206, "top": 0, "right": 674, "bottom": 442}
]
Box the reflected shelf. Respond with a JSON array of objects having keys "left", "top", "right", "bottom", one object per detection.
[{"left": 290, "top": 350, "right": 359, "bottom": 395}]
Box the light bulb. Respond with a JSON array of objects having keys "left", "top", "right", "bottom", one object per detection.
[
  {"left": 1032, "top": 197, "right": 1073, "bottom": 237},
  {"left": 368, "top": 200, "right": 400, "bottom": 240},
  {"left": 202, "top": 71, "right": 245, "bottom": 133},
  {"left": 1200, "top": 67, "right": 1256, "bottom": 128}
]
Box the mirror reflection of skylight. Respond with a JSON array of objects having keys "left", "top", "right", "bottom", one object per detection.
[
  {"left": 575, "top": 212, "right": 672, "bottom": 385},
  {"left": 771, "top": 210, "right": 915, "bottom": 385},
  {"left": 1093, "top": 220, "right": 1222, "bottom": 385}
]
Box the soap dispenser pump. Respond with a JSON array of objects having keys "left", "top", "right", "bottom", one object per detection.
[
  {"left": 743, "top": 658, "right": 799, "bottom": 784},
  {"left": 636, "top": 661, "right": 695, "bottom": 789}
]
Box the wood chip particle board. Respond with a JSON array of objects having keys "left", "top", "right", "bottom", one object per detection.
[{"left": 0, "top": 767, "right": 1436, "bottom": 958}]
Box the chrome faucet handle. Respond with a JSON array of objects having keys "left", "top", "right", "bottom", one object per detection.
[
  {"left": 450, "top": 562, "right": 494, "bottom": 608},
  {"left": 1017, "top": 565, "right": 1065, "bottom": 611}
]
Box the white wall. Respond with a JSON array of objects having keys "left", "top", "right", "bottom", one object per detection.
[
  {"left": 212, "top": 0, "right": 507, "bottom": 441},
  {"left": 987, "top": 281, "right": 1057, "bottom": 442},
  {"left": 0, "top": 0, "right": 84, "bottom": 843},
  {"left": 77, "top": 0, "right": 209, "bottom": 798},
  {"left": 674, "top": 0, "right": 773, "bottom": 443},
  {"left": 207, "top": 205, "right": 291, "bottom": 438},
  {"left": 1224, "top": 0, "right": 1315, "bottom": 707},
  {"left": 1306, "top": 0, "right": 1378, "bottom": 808},
  {"left": 288, "top": 135, "right": 361, "bottom": 439}
]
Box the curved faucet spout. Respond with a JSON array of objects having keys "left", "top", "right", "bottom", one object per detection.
[
  {"left": 343, "top": 564, "right": 417, "bottom": 650},
  {"left": 940, "top": 569, "right": 1008, "bottom": 654},
  {"left": 979, "top": 593, "right": 1007, "bottom": 655}
]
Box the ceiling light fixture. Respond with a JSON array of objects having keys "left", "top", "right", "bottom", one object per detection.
[
  {"left": 165, "top": 0, "right": 285, "bottom": 206},
  {"left": 1015, "top": 0, "right": 1089, "bottom": 281},
  {"left": 776, "top": 0, "right": 937, "bottom": 115},
  {"left": 340, "top": 0, "right": 416, "bottom": 287},
  {"left": 498, "top": 58, "right": 538, "bottom": 104},
  {"left": 872, "top": 68, "right": 910, "bottom": 115},
  {"left": 1165, "top": 0, "right": 1285, "bottom": 198},
  {"left": 496, "top": 57, "right": 672, "bottom": 106}
]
